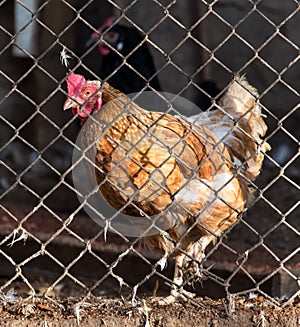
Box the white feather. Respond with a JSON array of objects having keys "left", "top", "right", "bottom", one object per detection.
[{"left": 60, "top": 47, "right": 72, "bottom": 67}]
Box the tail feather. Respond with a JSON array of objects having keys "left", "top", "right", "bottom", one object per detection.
[
  {"left": 219, "top": 75, "right": 267, "bottom": 142},
  {"left": 190, "top": 75, "right": 270, "bottom": 181},
  {"left": 220, "top": 76, "right": 270, "bottom": 180}
]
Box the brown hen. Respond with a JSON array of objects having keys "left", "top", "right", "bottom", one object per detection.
[{"left": 64, "top": 73, "right": 270, "bottom": 303}]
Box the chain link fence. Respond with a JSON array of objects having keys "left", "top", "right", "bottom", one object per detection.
[{"left": 0, "top": 0, "right": 299, "bottom": 322}]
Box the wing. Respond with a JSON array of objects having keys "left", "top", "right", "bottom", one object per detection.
[{"left": 94, "top": 111, "right": 234, "bottom": 220}]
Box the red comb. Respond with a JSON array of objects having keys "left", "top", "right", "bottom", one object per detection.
[
  {"left": 89, "top": 16, "right": 117, "bottom": 46},
  {"left": 98, "top": 16, "right": 117, "bottom": 33},
  {"left": 66, "top": 72, "right": 86, "bottom": 96}
]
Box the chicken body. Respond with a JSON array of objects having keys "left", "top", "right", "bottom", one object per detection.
[{"left": 64, "top": 73, "right": 270, "bottom": 303}]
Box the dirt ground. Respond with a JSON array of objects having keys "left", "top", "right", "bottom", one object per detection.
[{"left": 0, "top": 295, "right": 299, "bottom": 327}]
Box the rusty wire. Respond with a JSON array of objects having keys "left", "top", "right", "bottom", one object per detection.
[{"left": 0, "top": 0, "right": 299, "bottom": 308}]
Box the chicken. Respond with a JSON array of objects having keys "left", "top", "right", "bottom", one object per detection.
[
  {"left": 86, "top": 17, "right": 161, "bottom": 93},
  {"left": 63, "top": 72, "right": 270, "bottom": 303}
]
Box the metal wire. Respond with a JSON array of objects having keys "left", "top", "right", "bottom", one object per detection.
[{"left": 0, "top": 0, "right": 299, "bottom": 308}]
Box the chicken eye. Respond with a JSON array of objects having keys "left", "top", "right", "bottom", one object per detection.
[
  {"left": 104, "top": 31, "right": 119, "bottom": 44},
  {"left": 106, "top": 31, "right": 115, "bottom": 41},
  {"left": 84, "top": 90, "right": 91, "bottom": 97}
]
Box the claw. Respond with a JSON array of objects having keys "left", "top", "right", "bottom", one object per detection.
[{"left": 154, "top": 289, "right": 196, "bottom": 306}]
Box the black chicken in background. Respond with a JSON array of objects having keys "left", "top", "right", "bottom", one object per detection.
[
  {"left": 195, "top": 80, "right": 221, "bottom": 110},
  {"left": 86, "top": 17, "right": 161, "bottom": 94},
  {"left": 84, "top": 16, "right": 220, "bottom": 110}
]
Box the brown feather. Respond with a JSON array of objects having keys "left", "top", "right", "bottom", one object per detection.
[{"left": 74, "top": 76, "right": 269, "bottom": 298}]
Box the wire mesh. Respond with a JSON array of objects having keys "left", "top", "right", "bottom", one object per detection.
[{"left": 0, "top": 0, "right": 299, "bottom": 312}]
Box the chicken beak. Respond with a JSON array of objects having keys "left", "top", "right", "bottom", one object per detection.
[
  {"left": 63, "top": 98, "right": 76, "bottom": 111},
  {"left": 85, "top": 34, "right": 99, "bottom": 48}
]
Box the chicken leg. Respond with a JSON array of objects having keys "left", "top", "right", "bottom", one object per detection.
[{"left": 157, "top": 254, "right": 196, "bottom": 305}]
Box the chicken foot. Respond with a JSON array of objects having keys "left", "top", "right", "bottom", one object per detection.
[
  {"left": 157, "top": 254, "right": 196, "bottom": 305},
  {"left": 183, "top": 234, "right": 215, "bottom": 280}
]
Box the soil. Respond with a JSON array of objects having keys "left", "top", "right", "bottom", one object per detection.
[{"left": 0, "top": 295, "right": 299, "bottom": 327}]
